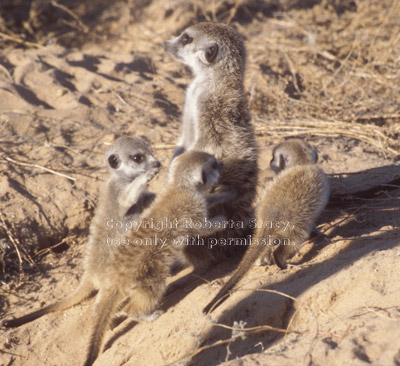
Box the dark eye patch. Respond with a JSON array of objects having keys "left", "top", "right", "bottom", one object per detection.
[
  {"left": 130, "top": 154, "right": 144, "bottom": 163},
  {"left": 108, "top": 154, "right": 120, "bottom": 169},
  {"left": 181, "top": 33, "right": 193, "bottom": 46}
]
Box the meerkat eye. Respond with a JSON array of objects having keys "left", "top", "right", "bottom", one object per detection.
[
  {"left": 130, "top": 154, "right": 144, "bottom": 163},
  {"left": 212, "top": 161, "right": 218, "bottom": 170},
  {"left": 181, "top": 33, "right": 193, "bottom": 45}
]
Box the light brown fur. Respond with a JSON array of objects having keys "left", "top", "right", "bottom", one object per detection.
[
  {"left": 4, "top": 150, "right": 226, "bottom": 365},
  {"left": 164, "top": 22, "right": 258, "bottom": 269},
  {"left": 203, "top": 139, "right": 330, "bottom": 313},
  {"left": 81, "top": 150, "right": 227, "bottom": 365},
  {"left": 3, "top": 136, "right": 160, "bottom": 364}
]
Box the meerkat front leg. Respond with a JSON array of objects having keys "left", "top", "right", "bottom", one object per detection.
[{"left": 118, "top": 169, "right": 159, "bottom": 217}]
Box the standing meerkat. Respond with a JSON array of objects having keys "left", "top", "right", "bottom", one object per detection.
[
  {"left": 81, "top": 150, "right": 228, "bottom": 365},
  {"left": 203, "top": 139, "right": 330, "bottom": 313},
  {"left": 163, "top": 22, "right": 258, "bottom": 269},
  {"left": 3, "top": 137, "right": 161, "bottom": 362},
  {"left": 3, "top": 136, "right": 161, "bottom": 329},
  {"left": 4, "top": 150, "right": 227, "bottom": 366}
]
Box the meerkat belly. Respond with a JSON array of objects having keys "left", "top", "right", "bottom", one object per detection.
[{"left": 181, "top": 78, "right": 204, "bottom": 150}]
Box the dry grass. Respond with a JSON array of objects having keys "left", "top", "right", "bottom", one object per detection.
[
  {"left": 253, "top": 117, "right": 399, "bottom": 158},
  {"left": 245, "top": 0, "right": 400, "bottom": 124}
]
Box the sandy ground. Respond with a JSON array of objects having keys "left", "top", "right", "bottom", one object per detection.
[{"left": 0, "top": 1, "right": 399, "bottom": 365}]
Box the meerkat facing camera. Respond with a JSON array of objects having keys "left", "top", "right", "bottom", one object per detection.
[
  {"left": 82, "top": 150, "right": 228, "bottom": 365},
  {"left": 3, "top": 136, "right": 160, "bottom": 330},
  {"left": 203, "top": 139, "right": 330, "bottom": 313},
  {"left": 164, "top": 22, "right": 258, "bottom": 269},
  {"left": 4, "top": 149, "right": 227, "bottom": 366}
]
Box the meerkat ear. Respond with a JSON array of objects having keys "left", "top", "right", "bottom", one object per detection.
[
  {"left": 192, "top": 166, "right": 207, "bottom": 188},
  {"left": 199, "top": 43, "right": 219, "bottom": 64},
  {"left": 311, "top": 148, "right": 318, "bottom": 164},
  {"left": 108, "top": 154, "right": 121, "bottom": 169},
  {"left": 279, "top": 154, "right": 287, "bottom": 171},
  {"left": 201, "top": 168, "right": 208, "bottom": 186},
  {"left": 270, "top": 152, "right": 286, "bottom": 173}
]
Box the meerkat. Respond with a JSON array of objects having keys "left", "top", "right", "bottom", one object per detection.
[
  {"left": 203, "top": 139, "right": 330, "bottom": 313},
  {"left": 105, "top": 136, "right": 161, "bottom": 219},
  {"left": 269, "top": 138, "right": 318, "bottom": 174},
  {"left": 81, "top": 150, "right": 228, "bottom": 365},
  {"left": 163, "top": 22, "right": 258, "bottom": 269},
  {"left": 2, "top": 137, "right": 160, "bottom": 336},
  {"left": 4, "top": 150, "right": 227, "bottom": 365}
]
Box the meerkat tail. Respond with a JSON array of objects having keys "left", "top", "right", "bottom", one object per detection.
[
  {"left": 84, "top": 288, "right": 120, "bottom": 366},
  {"left": 3, "top": 279, "right": 95, "bottom": 328},
  {"left": 203, "top": 242, "right": 264, "bottom": 314}
]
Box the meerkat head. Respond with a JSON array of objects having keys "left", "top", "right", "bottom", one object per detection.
[
  {"left": 163, "top": 22, "right": 245, "bottom": 77},
  {"left": 106, "top": 136, "right": 161, "bottom": 181},
  {"left": 270, "top": 139, "right": 318, "bottom": 174},
  {"left": 168, "top": 151, "right": 223, "bottom": 191}
]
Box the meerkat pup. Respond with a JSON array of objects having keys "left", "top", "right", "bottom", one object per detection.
[
  {"left": 4, "top": 149, "right": 226, "bottom": 365},
  {"left": 163, "top": 22, "right": 258, "bottom": 269},
  {"left": 105, "top": 136, "right": 161, "bottom": 220},
  {"left": 2, "top": 137, "right": 160, "bottom": 331},
  {"left": 203, "top": 139, "right": 330, "bottom": 313},
  {"left": 82, "top": 150, "right": 227, "bottom": 365}
]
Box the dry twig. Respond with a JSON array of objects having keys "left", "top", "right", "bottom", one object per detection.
[{"left": 1, "top": 154, "right": 76, "bottom": 182}]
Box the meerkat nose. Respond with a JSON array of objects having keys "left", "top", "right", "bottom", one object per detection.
[{"left": 153, "top": 160, "right": 161, "bottom": 168}]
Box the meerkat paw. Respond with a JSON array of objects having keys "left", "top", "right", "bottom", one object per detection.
[
  {"left": 145, "top": 166, "right": 161, "bottom": 181},
  {"left": 110, "top": 311, "right": 128, "bottom": 329},
  {"left": 137, "top": 310, "right": 164, "bottom": 322}
]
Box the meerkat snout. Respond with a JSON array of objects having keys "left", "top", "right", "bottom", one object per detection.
[
  {"left": 106, "top": 136, "right": 161, "bottom": 181},
  {"left": 164, "top": 25, "right": 224, "bottom": 70},
  {"left": 152, "top": 159, "right": 161, "bottom": 169}
]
